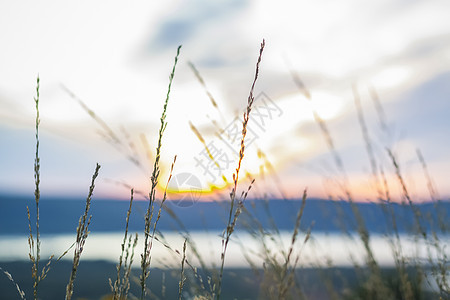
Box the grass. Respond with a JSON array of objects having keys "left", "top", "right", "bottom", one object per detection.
[
  {"left": 140, "top": 44, "right": 181, "bottom": 299},
  {"left": 0, "top": 40, "right": 449, "bottom": 300},
  {"left": 65, "top": 163, "right": 101, "bottom": 300},
  {"left": 109, "top": 189, "right": 138, "bottom": 300},
  {"left": 217, "top": 39, "right": 265, "bottom": 300}
]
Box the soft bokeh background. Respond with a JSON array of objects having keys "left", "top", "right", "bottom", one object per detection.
[{"left": 1, "top": 0, "right": 450, "bottom": 201}]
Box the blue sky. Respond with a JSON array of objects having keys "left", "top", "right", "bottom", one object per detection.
[{"left": 0, "top": 0, "right": 449, "bottom": 201}]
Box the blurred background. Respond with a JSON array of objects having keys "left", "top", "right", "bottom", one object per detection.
[
  {"left": 1, "top": 0, "right": 450, "bottom": 201},
  {"left": 1, "top": 1, "right": 450, "bottom": 298}
]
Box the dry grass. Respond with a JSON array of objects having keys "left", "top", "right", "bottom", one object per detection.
[
  {"left": 178, "top": 239, "right": 187, "bottom": 300},
  {"left": 26, "top": 76, "right": 56, "bottom": 300},
  {"left": 1, "top": 40, "right": 449, "bottom": 300},
  {"left": 65, "top": 163, "right": 101, "bottom": 300},
  {"left": 216, "top": 39, "right": 265, "bottom": 300},
  {"left": 0, "top": 266, "right": 25, "bottom": 299},
  {"left": 110, "top": 189, "right": 139, "bottom": 300},
  {"left": 140, "top": 45, "right": 182, "bottom": 299}
]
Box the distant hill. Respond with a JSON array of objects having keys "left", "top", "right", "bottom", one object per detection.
[{"left": 0, "top": 194, "right": 448, "bottom": 235}]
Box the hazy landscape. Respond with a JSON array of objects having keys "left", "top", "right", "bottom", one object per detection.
[
  {"left": 1, "top": 47, "right": 449, "bottom": 299},
  {"left": 1, "top": 1, "right": 450, "bottom": 299}
]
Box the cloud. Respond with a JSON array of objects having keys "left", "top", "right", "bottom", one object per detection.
[{"left": 147, "top": 0, "right": 248, "bottom": 52}]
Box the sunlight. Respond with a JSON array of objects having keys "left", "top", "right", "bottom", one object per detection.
[{"left": 310, "top": 91, "right": 345, "bottom": 120}]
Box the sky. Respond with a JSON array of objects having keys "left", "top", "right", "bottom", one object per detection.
[{"left": 0, "top": 0, "right": 449, "bottom": 202}]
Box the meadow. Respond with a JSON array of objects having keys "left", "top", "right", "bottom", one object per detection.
[{"left": 0, "top": 40, "right": 449, "bottom": 300}]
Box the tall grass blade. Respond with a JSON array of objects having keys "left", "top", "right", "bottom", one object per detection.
[
  {"left": 217, "top": 39, "right": 265, "bottom": 300},
  {"left": 140, "top": 45, "right": 182, "bottom": 299},
  {"left": 65, "top": 163, "right": 101, "bottom": 300}
]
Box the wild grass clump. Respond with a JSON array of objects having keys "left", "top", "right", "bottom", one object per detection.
[
  {"left": 1, "top": 40, "right": 449, "bottom": 300},
  {"left": 0, "top": 76, "right": 103, "bottom": 300}
]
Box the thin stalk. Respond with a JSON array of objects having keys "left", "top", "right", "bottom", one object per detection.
[
  {"left": 178, "top": 239, "right": 187, "bottom": 300},
  {"left": 140, "top": 46, "right": 181, "bottom": 299},
  {"left": 111, "top": 189, "right": 135, "bottom": 300},
  {"left": 278, "top": 189, "right": 307, "bottom": 299},
  {"left": 28, "top": 75, "right": 41, "bottom": 300},
  {"left": 140, "top": 45, "right": 181, "bottom": 299},
  {"left": 65, "top": 163, "right": 101, "bottom": 300},
  {"left": 217, "top": 39, "right": 265, "bottom": 300},
  {"left": 33, "top": 75, "right": 41, "bottom": 300}
]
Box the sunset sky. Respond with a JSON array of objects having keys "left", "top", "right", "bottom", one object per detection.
[{"left": 1, "top": 0, "right": 449, "bottom": 202}]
